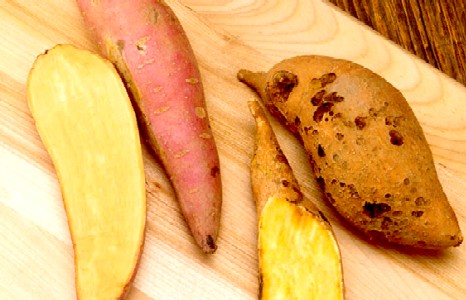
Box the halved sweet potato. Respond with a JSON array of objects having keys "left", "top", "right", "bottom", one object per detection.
[{"left": 27, "top": 44, "right": 146, "bottom": 299}]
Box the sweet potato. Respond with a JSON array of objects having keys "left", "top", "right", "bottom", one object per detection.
[
  {"left": 76, "top": 0, "right": 222, "bottom": 253},
  {"left": 249, "top": 100, "right": 344, "bottom": 299},
  {"left": 238, "top": 55, "right": 462, "bottom": 249},
  {"left": 27, "top": 44, "right": 146, "bottom": 299}
]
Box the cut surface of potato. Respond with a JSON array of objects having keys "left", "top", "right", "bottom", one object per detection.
[
  {"left": 259, "top": 196, "right": 344, "bottom": 300},
  {"left": 27, "top": 44, "right": 146, "bottom": 299}
]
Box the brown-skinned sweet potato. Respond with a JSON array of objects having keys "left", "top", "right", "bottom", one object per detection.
[{"left": 239, "top": 55, "right": 462, "bottom": 249}]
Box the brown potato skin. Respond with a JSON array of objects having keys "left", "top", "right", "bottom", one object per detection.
[
  {"left": 238, "top": 55, "right": 462, "bottom": 249},
  {"left": 249, "top": 101, "right": 326, "bottom": 219}
]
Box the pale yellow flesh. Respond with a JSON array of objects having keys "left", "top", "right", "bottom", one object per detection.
[
  {"left": 259, "top": 197, "right": 343, "bottom": 300},
  {"left": 27, "top": 44, "right": 146, "bottom": 299}
]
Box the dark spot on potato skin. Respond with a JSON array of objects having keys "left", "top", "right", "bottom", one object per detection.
[
  {"left": 313, "top": 102, "right": 334, "bottom": 122},
  {"left": 311, "top": 90, "right": 326, "bottom": 106},
  {"left": 324, "top": 92, "right": 344, "bottom": 103},
  {"left": 281, "top": 179, "right": 290, "bottom": 187},
  {"left": 303, "top": 126, "right": 313, "bottom": 135},
  {"left": 336, "top": 133, "right": 344, "bottom": 140},
  {"left": 275, "top": 151, "right": 288, "bottom": 163},
  {"left": 403, "top": 178, "right": 410, "bottom": 185},
  {"left": 294, "top": 116, "right": 301, "bottom": 127},
  {"left": 319, "top": 72, "right": 337, "bottom": 87},
  {"left": 385, "top": 116, "right": 405, "bottom": 127},
  {"left": 116, "top": 40, "right": 125, "bottom": 51},
  {"left": 363, "top": 202, "right": 392, "bottom": 218},
  {"left": 206, "top": 235, "right": 217, "bottom": 251},
  {"left": 389, "top": 130, "right": 404, "bottom": 145},
  {"left": 392, "top": 211, "right": 403, "bottom": 217},
  {"left": 355, "top": 116, "right": 367, "bottom": 130},
  {"left": 211, "top": 166, "right": 220, "bottom": 177},
  {"left": 411, "top": 211, "right": 424, "bottom": 217},
  {"left": 317, "top": 144, "right": 325, "bottom": 157},
  {"left": 415, "top": 197, "right": 430, "bottom": 206},
  {"left": 316, "top": 176, "right": 325, "bottom": 190},
  {"left": 270, "top": 70, "right": 298, "bottom": 103}
]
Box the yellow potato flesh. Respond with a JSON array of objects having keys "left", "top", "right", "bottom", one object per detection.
[
  {"left": 27, "top": 44, "right": 146, "bottom": 299},
  {"left": 259, "top": 197, "right": 343, "bottom": 300}
]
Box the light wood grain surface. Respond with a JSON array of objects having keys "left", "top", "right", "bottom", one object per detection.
[{"left": 1, "top": 0, "right": 466, "bottom": 299}]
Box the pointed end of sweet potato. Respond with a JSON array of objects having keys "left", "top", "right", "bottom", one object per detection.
[{"left": 238, "top": 69, "right": 268, "bottom": 99}]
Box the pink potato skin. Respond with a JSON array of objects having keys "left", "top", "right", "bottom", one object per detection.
[{"left": 76, "top": 0, "right": 222, "bottom": 253}]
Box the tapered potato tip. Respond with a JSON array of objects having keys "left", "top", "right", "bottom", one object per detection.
[
  {"left": 238, "top": 69, "right": 267, "bottom": 99},
  {"left": 248, "top": 99, "right": 262, "bottom": 118},
  {"left": 202, "top": 234, "right": 217, "bottom": 254},
  {"left": 248, "top": 100, "right": 305, "bottom": 215},
  {"left": 248, "top": 100, "right": 272, "bottom": 137},
  {"left": 248, "top": 100, "right": 275, "bottom": 214}
]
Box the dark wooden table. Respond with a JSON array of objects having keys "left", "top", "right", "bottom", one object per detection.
[{"left": 328, "top": 0, "right": 466, "bottom": 85}]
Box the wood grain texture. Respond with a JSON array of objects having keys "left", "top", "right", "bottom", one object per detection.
[
  {"left": 1, "top": 0, "right": 466, "bottom": 299},
  {"left": 328, "top": 0, "right": 466, "bottom": 85}
]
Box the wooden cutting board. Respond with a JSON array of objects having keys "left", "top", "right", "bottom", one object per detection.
[{"left": 1, "top": 0, "right": 466, "bottom": 299}]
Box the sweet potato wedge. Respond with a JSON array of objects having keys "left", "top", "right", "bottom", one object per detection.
[
  {"left": 249, "top": 100, "right": 344, "bottom": 299},
  {"left": 27, "top": 44, "right": 146, "bottom": 299}
]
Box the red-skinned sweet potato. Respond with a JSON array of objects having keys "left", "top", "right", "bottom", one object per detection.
[{"left": 76, "top": 0, "right": 222, "bottom": 253}]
